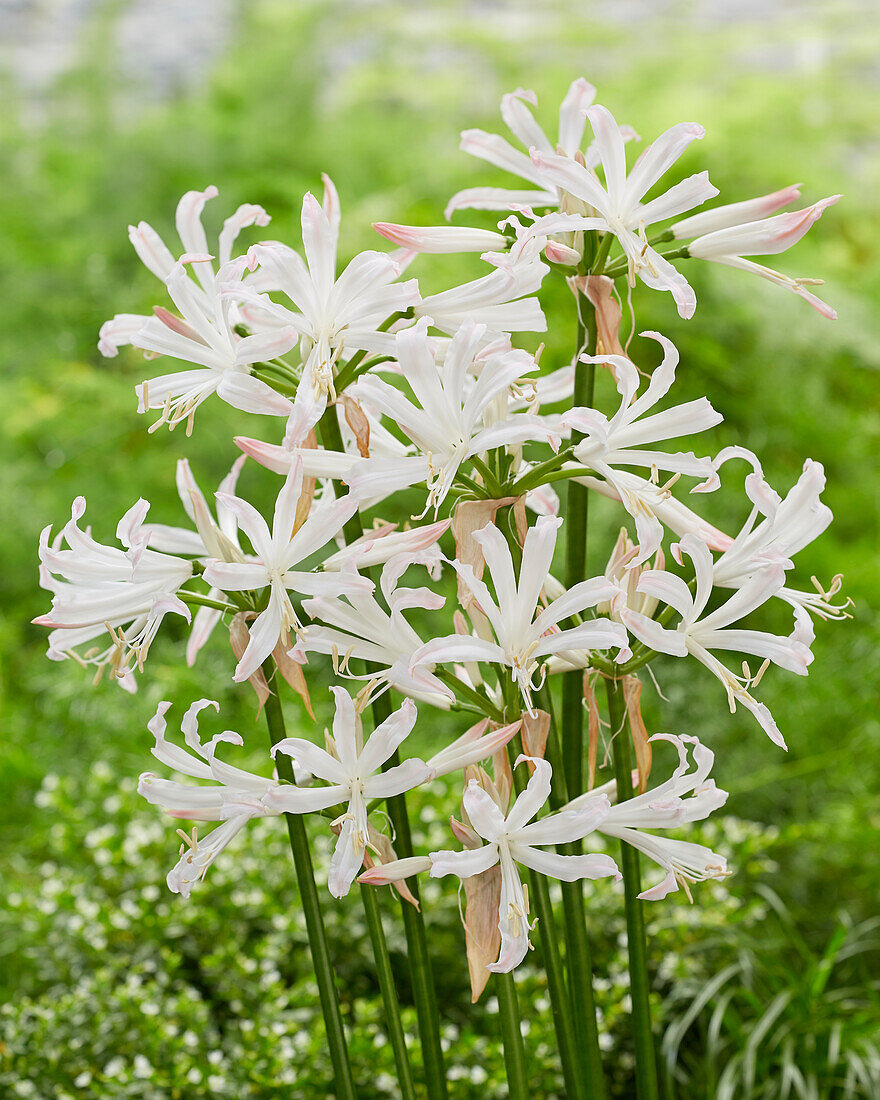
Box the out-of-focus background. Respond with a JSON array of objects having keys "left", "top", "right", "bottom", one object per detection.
[{"left": 2, "top": 1, "right": 878, "bottom": 1096}]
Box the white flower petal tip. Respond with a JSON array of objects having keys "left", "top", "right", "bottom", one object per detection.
[{"left": 372, "top": 223, "right": 509, "bottom": 254}]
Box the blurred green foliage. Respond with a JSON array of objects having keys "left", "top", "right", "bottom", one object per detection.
[{"left": 2, "top": 2, "right": 878, "bottom": 1096}]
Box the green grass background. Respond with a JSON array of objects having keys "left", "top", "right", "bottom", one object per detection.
[{"left": 2, "top": 2, "right": 878, "bottom": 1096}]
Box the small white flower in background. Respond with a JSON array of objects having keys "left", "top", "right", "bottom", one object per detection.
[
  {"left": 620, "top": 533, "right": 814, "bottom": 749},
  {"left": 445, "top": 79, "right": 637, "bottom": 218},
  {"left": 562, "top": 331, "right": 722, "bottom": 564},
  {"left": 530, "top": 105, "right": 717, "bottom": 317},
  {"left": 203, "top": 456, "right": 372, "bottom": 682},
  {"left": 411, "top": 517, "right": 629, "bottom": 713},
  {"left": 138, "top": 700, "right": 282, "bottom": 898},
  {"left": 98, "top": 186, "right": 296, "bottom": 432},
  {"left": 349, "top": 318, "right": 551, "bottom": 512},
  {"left": 231, "top": 175, "right": 421, "bottom": 442},
  {"left": 35, "top": 496, "right": 193, "bottom": 690},
  {"left": 569, "top": 733, "right": 729, "bottom": 900},
  {"left": 298, "top": 552, "right": 455, "bottom": 708},
  {"left": 676, "top": 193, "right": 840, "bottom": 317},
  {"left": 430, "top": 756, "right": 620, "bottom": 972},
  {"left": 266, "top": 688, "right": 431, "bottom": 898}
]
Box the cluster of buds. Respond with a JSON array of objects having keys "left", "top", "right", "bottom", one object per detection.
[{"left": 37, "top": 77, "right": 847, "bottom": 992}]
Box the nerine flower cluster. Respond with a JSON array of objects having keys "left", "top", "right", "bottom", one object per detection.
[{"left": 36, "top": 78, "right": 846, "bottom": 981}]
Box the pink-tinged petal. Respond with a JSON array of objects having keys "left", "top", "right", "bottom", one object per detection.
[
  {"left": 516, "top": 796, "right": 610, "bottom": 846},
  {"left": 429, "top": 843, "right": 500, "bottom": 880},
  {"left": 621, "top": 122, "right": 706, "bottom": 210},
  {"left": 672, "top": 184, "right": 802, "bottom": 239},
  {"left": 485, "top": 849, "right": 530, "bottom": 973},
  {"left": 233, "top": 325, "right": 299, "bottom": 367},
  {"left": 218, "top": 202, "right": 271, "bottom": 267},
  {"left": 688, "top": 195, "right": 840, "bottom": 259},
  {"left": 635, "top": 171, "right": 719, "bottom": 227},
  {"left": 264, "top": 782, "right": 349, "bottom": 814},
  {"left": 232, "top": 596, "right": 284, "bottom": 682},
  {"left": 202, "top": 561, "right": 268, "bottom": 592},
  {"left": 216, "top": 372, "right": 294, "bottom": 417},
  {"left": 620, "top": 608, "right": 688, "bottom": 657},
  {"left": 301, "top": 190, "right": 336, "bottom": 296},
  {"left": 186, "top": 606, "right": 221, "bottom": 666},
  {"left": 330, "top": 686, "right": 359, "bottom": 772},
  {"left": 328, "top": 818, "right": 365, "bottom": 899},
  {"left": 444, "top": 187, "right": 558, "bottom": 220},
  {"left": 505, "top": 756, "right": 551, "bottom": 833},
  {"left": 270, "top": 736, "right": 347, "bottom": 784},
  {"left": 558, "top": 77, "right": 597, "bottom": 154},
  {"left": 512, "top": 845, "right": 620, "bottom": 882},
  {"left": 586, "top": 104, "right": 629, "bottom": 199},
  {"left": 460, "top": 128, "right": 547, "bottom": 185},
  {"left": 462, "top": 780, "right": 509, "bottom": 842},
  {"left": 365, "top": 758, "right": 432, "bottom": 800},
  {"left": 528, "top": 147, "right": 610, "bottom": 215},
  {"left": 373, "top": 223, "right": 508, "bottom": 253},
  {"left": 98, "top": 313, "right": 149, "bottom": 357},
  {"left": 359, "top": 856, "right": 433, "bottom": 885},
  {"left": 428, "top": 720, "right": 522, "bottom": 778},
  {"left": 501, "top": 87, "right": 551, "bottom": 152},
  {"left": 358, "top": 698, "right": 418, "bottom": 776},
  {"left": 128, "top": 221, "right": 177, "bottom": 281},
  {"left": 709, "top": 256, "right": 838, "bottom": 319}
]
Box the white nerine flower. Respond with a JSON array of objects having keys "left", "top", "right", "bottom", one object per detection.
[
  {"left": 570, "top": 733, "right": 729, "bottom": 900},
  {"left": 266, "top": 689, "right": 431, "bottom": 898},
  {"left": 445, "top": 79, "right": 636, "bottom": 218},
  {"left": 620, "top": 534, "right": 814, "bottom": 749},
  {"left": 202, "top": 457, "right": 372, "bottom": 681},
  {"left": 35, "top": 496, "right": 193, "bottom": 690},
  {"left": 349, "top": 319, "right": 551, "bottom": 512},
  {"left": 430, "top": 757, "right": 620, "bottom": 972},
  {"left": 671, "top": 183, "right": 803, "bottom": 239},
  {"left": 232, "top": 175, "right": 421, "bottom": 442},
  {"left": 682, "top": 195, "right": 840, "bottom": 318},
  {"left": 562, "top": 332, "right": 722, "bottom": 563},
  {"left": 297, "top": 553, "right": 455, "bottom": 708},
  {"left": 530, "top": 105, "right": 718, "bottom": 317},
  {"left": 413, "top": 223, "right": 549, "bottom": 335},
  {"left": 138, "top": 700, "right": 281, "bottom": 898},
  {"left": 98, "top": 186, "right": 296, "bottom": 431},
  {"left": 410, "top": 517, "right": 629, "bottom": 713}
]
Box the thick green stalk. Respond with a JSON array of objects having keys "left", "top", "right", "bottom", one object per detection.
[
  {"left": 318, "top": 407, "right": 448, "bottom": 1098},
  {"left": 604, "top": 676, "right": 660, "bottom": 1100},
  {"left": 359, "top": 884, "right": 417, "bottom": 1100},
  {"left": 369, "top": 690, "right": 448, "bottom": 1099},
  {"left": 495, "top": 972, "right": 528, "bottom": 1100},
  {"left": 262, "top": 672, "right": 357, "bottom": 1100},
  {"left": 558, "top": 293, "right": 607, "bottom": 1096},
  {"left": 505, "top": 746, "right": 584, "bottom": 1100}
]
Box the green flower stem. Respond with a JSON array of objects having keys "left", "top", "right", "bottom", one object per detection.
[
  {"left": 495, "top": 971, "right": 528, "bottom": 1100},
  {"left": 261, "top": 668, "right": 357, "bottom": 1100},
  {"left": 318, "top": 405, "right": 448, "bottom": 1099},
  {"left": 506, "top": 747, "right": 585, "bottom": 1100},
  {"left": 177, "top": 590, "right": 236, "bottom": 614},
  {"left": 359, "top": 884, "right": 417, "bottom": 1100},
  {"left": 368, "top": 689, "right": 449, "bottom": 1100},
  {"left": 555, "top": 292, "right": 608, "bottom": 1097},
  {"left": 604, "top": 676, "right": 660, "bottom": 1100}
]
